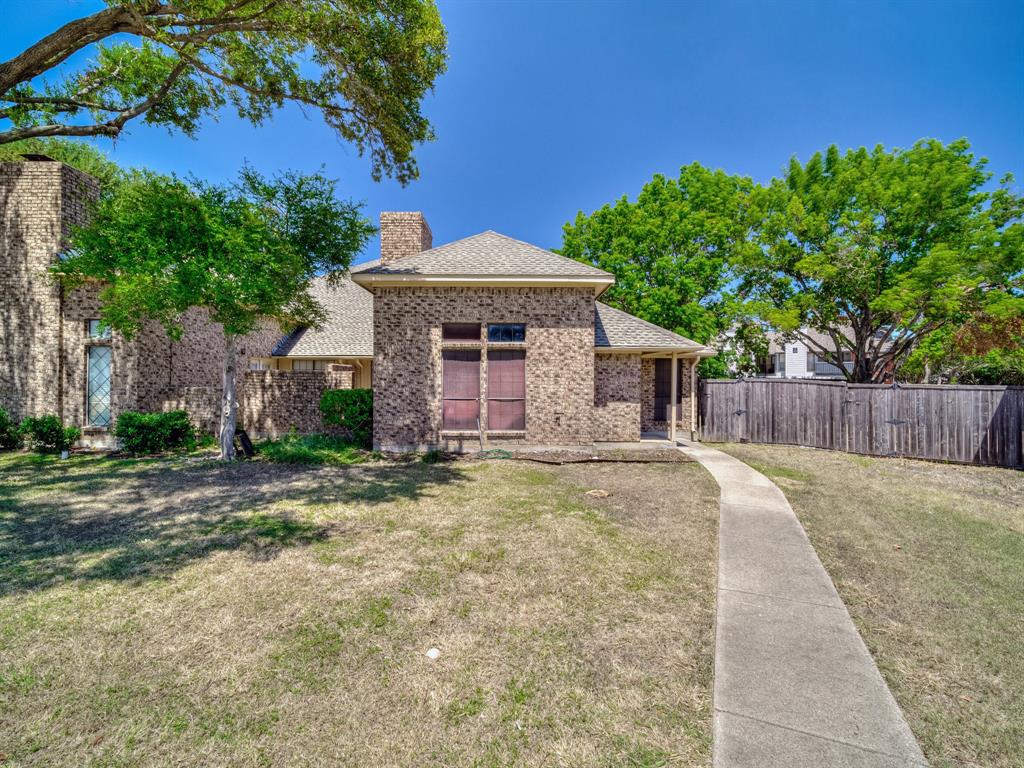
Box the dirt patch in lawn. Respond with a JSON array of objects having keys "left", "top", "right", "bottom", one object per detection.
[
  {"left": 718, "top": 443, "right": 1024, "bottom": 768},
  {"left": 510, "top": 448, "right": 691, "bottom": 464},
  {"left": 0, "top": 451, "right": 718, "bottom": 767}
]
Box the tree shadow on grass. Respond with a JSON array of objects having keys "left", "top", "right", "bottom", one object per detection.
[{"left": 0, "top": 455, "right": 468, "bottom": 596}]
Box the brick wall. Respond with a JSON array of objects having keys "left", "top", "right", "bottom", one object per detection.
[
  {"left": 240, "top": 366, "right": 354, "bottom": 437},
  {"left": 1, "top": 159, "right": 282, "bottom": 441},
  {"left": 593, "top": 353, "right": 641, "bottom": 441},
  {"left": 640, "top": 357, "right": 697, "bottom": 434},
  {"left": 379, "top": 211, "right": 432, "bottom": 265},
  {"left": 372, "top": 286, "right": 595, "bottom": 451},
  {"left": 0, "top": 161, "right": 99, "bottom": 420}
]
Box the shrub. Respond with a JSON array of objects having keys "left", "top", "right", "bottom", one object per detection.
[
  {"left": 114, "top": 410, "right": 196, "bottom": 454},
  {"left": 259, "top": 433, "right": 371, "bottom": 465},
  {"left": 320, "top": 388, "right": 373, "bottom": 448},
  {"left": 19, "top": 415, "right": 80, "bottom": 453},
  {"left": 0, "top": 407, "right": 22, "bottom": 450}
]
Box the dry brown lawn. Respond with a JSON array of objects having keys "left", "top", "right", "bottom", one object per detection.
[
  {"left": 0, "top": 451, "right": 718, "bottom": 767},
  {"left": 718, "top": 443, "right": 1024, "bottom": 768}
]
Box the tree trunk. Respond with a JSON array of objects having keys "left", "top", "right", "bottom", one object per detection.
[{"left": 219, "top": 332, "right": 238, "bottom": 461}]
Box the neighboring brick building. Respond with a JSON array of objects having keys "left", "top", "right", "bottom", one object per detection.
[
  {"left": 1, "top": 158, "right": 713, "bottom": 449},
  {"left": 1, "top": 157, "right": 278, "bottom": 445}
]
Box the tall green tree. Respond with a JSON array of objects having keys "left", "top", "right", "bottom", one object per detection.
[
  {"left": 739, "top": 139, "right": 1023, "bottom": 382},
  {"left": 56, "top": 168, "right": 375, "bottom": 460},
  {"left": 559, "top": 163, "right": 757, "bottom": 375},
  {"left": 0, "top": 0, "right": 447, "bottom": 183}
]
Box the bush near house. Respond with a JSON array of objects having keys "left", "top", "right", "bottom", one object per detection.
[
  {"left": 320, "top": 388, "right": 373, "bottom": 448},
  {"left": 0, "top": 407, "right": 22, "bottom": 450},
  {"left": 19, "top": 415, "right": 80, "bottom": 453},
  {"left": 114, "top": 410, "right": 196, "bottom": 455}
]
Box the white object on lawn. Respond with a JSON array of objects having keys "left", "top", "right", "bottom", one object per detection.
[{"left": 426, "top": 647, "right": 440, "bottom": 660}]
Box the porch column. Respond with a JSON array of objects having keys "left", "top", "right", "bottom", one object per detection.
[
  {"left": 669, "top": 352, "right": 678, "bottom": 442},
  {"left": 689, "top": 358, "right": 697, "bottom": 440}
]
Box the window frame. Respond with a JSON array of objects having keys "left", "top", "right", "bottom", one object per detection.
[
  {"left": 442, "top": 322, "right": 481, "bottom": 342},
  {"left": 86, "top": 343, "right": 113, "bottom": 428},
  {"left": 486, "top": 349, "right": 526, "bottom": 432},
  {"left": 486, "top": 323, "right": 526, "bottom": 344},
  {"left": 86, "top": 319, "right": 112, "bottom": 340},
  {"left": 441, "top": 349, "right": 481, "bottom": 431}
]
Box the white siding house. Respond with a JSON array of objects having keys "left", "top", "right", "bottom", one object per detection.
[{"left": 762, "top": 330, "right": 853, "bottom": 379}]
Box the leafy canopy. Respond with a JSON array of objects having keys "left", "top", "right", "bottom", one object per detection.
[
  {"left": 739, "top": 139, "right": 1023, "bottom": 382},
  {"left": 57, "top": 167, "right": 376, "bottom": 338},
  {"left": 560, "top": 163, "right": 758, "bottom": 374},
  {"left": 0, "top": 0, "right": 448, "bottom": 183},
  {"left": 560, "top": 164, "right": 755, "bottom": 342}
]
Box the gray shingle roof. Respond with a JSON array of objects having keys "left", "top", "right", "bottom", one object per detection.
[
  {"left": 357, "top": 231, "right": 612, "bottom": 278},
  {"left": 271, "top": 262, "right": 715, "bottom": 358},
  {"left": 595, "top": 302, "right": 707, "bottom": 351},
  {"left": 271, "top": 261, "right": 377, "bottom": 357}
]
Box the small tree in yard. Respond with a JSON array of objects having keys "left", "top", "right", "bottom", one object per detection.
[{"left": 57, "top": 168, "right": 375, "bottom": 460}]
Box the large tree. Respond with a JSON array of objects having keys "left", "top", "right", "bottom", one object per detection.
[
  {"left": 559, "top": 163, "right": 758, "bottom": 375},
  {"left": 56, "top": 168, "right": 375, "bottom": 459},
  {"left": 0, "top": 0, "right": 447, "bottom": 183},
  {"left": 739, "top": 139, "right": 1023, "bottom": 382}
]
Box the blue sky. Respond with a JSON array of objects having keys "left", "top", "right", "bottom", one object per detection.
[{"left": 5, "top": 0, "right": 1023, "bottom": 263}]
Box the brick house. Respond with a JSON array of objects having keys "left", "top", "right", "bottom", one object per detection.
[
  {"left": 273, "top": 212, "right": 715, "bottom": 451},
  {"left": 2, "top": 158, "right": 713, "bottom": 450}
]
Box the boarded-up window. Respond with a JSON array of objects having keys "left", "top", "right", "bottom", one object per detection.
[
  {"left": 442, "top": 323, "right": 481, "bottom": 342},
  {"left": 487, "top": 350, "right": 526, "bottom": 431},
  {"left": 653, "top": 358, "right": 685, "bottom": 421},
  {"left": 442, "top": 350, "right": 480, "bottom": 430}
]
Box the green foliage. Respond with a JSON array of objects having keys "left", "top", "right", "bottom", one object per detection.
[
  {"left": 320, "top": 388, "right": 373, "bottom": 448},
  {"left": 0, "top": 407, "right": 22, "bottom": 450},
  {"left": 1, "top": 1, "right": 448, "bottom": 184},
  {"left": 258, "top": 433, "right": 371, "bottom": 465},
  {"left": 114, "top": 410, "right": 196, "bottom": 455},
  {"left": 18, "top": 415, "right": 80, "bottom": 453},
  {"left": 0, "top": 138, "right": 125, "bottom": 191},
  {"left": 59, "top": 167, "right": 376, "bottom": 339},
  {"left": 561, "top": 163, "right": 756, "bottom": 348},
  {"left": 57, "top": 165, "right": 375, "bottom": 461},
  {"left": 738, "top": 139, "right": 1023, "bottom": 382}
]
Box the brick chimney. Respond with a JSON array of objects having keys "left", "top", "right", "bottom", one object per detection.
[{"left": 379, "top": 211, "right": 432, "bottom": 265}]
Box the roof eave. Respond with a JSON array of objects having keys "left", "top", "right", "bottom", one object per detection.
[
  {"left": 595, "top": 345, "right": 716, "bottom": 356},
  {"left": 351, "top": 273, "right": 614, "bottom": 290}
]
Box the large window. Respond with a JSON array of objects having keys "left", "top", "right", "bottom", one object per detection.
[
  {"left": 487, "top": 350, "right": 525, "bottom": 431},
  {"left": 653, "top": 358, "right": 685, "bottom": 422},
  {"left": 442, "top": 350, "right": 480, "bottom": 430},
  {"left": 87, "top": 345, "right": 112, "bottom": 427},
  {"left": 487, "top": 323, "right": 525, "bottom": 343}
]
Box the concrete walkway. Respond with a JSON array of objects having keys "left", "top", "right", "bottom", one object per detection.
[{"left": 677, "top": 440, "right": 927, "bottom": 768}]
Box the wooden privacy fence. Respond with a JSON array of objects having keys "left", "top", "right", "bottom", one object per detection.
[{"left": 700, "top": 378, "right": 1024, "bottom": 469}]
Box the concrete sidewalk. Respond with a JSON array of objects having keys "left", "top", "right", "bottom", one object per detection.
[{"left": 677, "top": 440, "right": 927, "bottom": 768}]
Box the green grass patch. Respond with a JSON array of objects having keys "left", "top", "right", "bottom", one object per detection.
[{"left": 257, "top": 433, "right": 376, "bottom": 465}]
